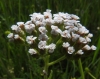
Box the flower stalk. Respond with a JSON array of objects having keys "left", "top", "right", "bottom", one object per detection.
[
  {"left": 88, "top": 72, "right": 96, "bottom": 79},
  {"left": 48, "top": 55, "right": 66, "bottom": 66},
  {"left": 78, "top": 58, "right": 85, "bottom": 79},
  {"left": 43, "top": 55, "right": 50, "bottom": 79}
]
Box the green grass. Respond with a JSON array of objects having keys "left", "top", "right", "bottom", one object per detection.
[{"left": 0, "top": 0, "right": 100, "bottom": 79}]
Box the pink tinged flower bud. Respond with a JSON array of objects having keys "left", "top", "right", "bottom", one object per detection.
[
  {"left": 26, "top": 35, "right": 37, "bottom": 44},
  {"left": 68, "top": 47, "right": 75, "bottom": 54},
  {"left": 62, "top": 42, "right": 70, "bottom": 48},
  {"left": 91, "top": 45, "right": 97, "bottom": 50},
  {"left": 83, "top": 45, "right": 91, "bottom": 50},
  {"left": 38, "top": 41, "right": 46, "bottom": 50},
  {"left": 76, "top": 50, "right": 84, "bottom": 55},
  {"left": 28, "top": 48, "right": 37, "bottom": 55}
]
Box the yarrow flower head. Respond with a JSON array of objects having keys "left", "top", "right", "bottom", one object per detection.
[{"left": 7, "top": 9, "right": 97, "bottom": 58}]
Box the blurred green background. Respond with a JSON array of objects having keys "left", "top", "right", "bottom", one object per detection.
[{"left": 0, "top": 0, "right": 100, "bottom": 79}]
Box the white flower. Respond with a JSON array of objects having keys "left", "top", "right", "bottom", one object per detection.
[
  {"left": 44, "top": 19, "right": 53, "bottom": 25},
  {"left": 65, "top": 25, "right": 73, "bottom": 30},
  {"left": 38, "top": 41, "right": 46, "bottom": 50},
  {"left": 51, "top": 25, "right": 62, "bottom": 35},
  {"left": 73, "top": 27, "right": 79, "bottom": 31},
  {"left": 76, "top": 23, "right": 83, "bottom": 28},
  {"left": 30, "top": 13, "right": 44, "bottom": 22},
  {"left": 68, "top": 47, "right": 75, "bottom": 54},
  {"left": 17, "top": 22, "right": 24, "bottom": 29},
  {"left": 72, "top": 32, "right": 80, "bottom": 41},
  {"left": 39, "top": 26, "right": 47, "bottom": 34},
  {"left": 78, "top": 27, "right": 89, "bottom": 34},
  {"left": 79, "top": 37, "right": 87, "bottom": 44},
  {"left": 62, "top": 42, "right": 70, "bottom": 48},
  {"left": 76, "top": 50, "right": 84, "bottom": 55},
  {"left": 53, "top": 16, "right": 63, "bottom": 24},
  {"left": 61, "top": 30, "right": 71, "bottom": 38},
  {"left": 7, "top": 33, "right": 14, "bottom": 41},
  {"left": 35, "top": 14, "right": 44, "bottom": 22},
  {"left": 65, "top": 26, "right": 78, "bottom": 33},
  {"left": 64, "top": 20, "right": 74, "bottom": 26},
  {"left": 28, "top": 48, "right": 37, "bottom": 55},
  {"left": 58, "top": 12, "right": 67, "bottom": 19},
  {"left": 83, "top": 45, "right": 91, "bottom": 50},
  {"left": 48, "top": 43, "right": 56, "bottom": 53},
  {"left": 11, "top": 25, "right": 21, "bottom": 33},
  {"left": 26, "top": 35, "right": 37, "bottom": 44},
  {"left": 25, "top": 24, "right": 35, "bottom": 33},
  {"left": 38, "top": 34, "right": 48, "bottom": 41},
  {"left": 87, "top": 33, "right": 93, "bottom": 38},
  {"left": 35, "top": 20, "right": 46, "bottom": 26},
  {"left": 85, "top": 37, "right": 91, "bottom": 42},
  {"left": 14, "top": 34, "right": 20, "bottom": 39},
  {"left": 25, "top": 21, "right": 32, "bottom": 25},
  {"left": 71, "top": 14, "right": 80, "bottom": 20},
  {"left": 17, "top": 22, "right": 24, "bottom": 26},
  {"left": 43, "top": 9, "right": 52, "bottom": 19},
  {"left": 7, "top": 33, "right": 14, "bottom": 39},
  {"left": 65, "top": 13, "right": 72, "bottom": 19},
  {"left": 91, "top": 45, "right": 97, "bottom": 50}
]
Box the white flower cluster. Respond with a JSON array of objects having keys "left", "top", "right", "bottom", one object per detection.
[{"left": 7, "top": 9, "right": 96, "bottom": 56}]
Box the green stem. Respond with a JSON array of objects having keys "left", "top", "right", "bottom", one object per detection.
[
  {"left": 48, "top": 55, "right": 66, "bottom": 66},
  {"left": 88, "top": 72, "right": 96, "bottom": 79},
  {"left": 43, "top": 55, "right": 50, "bottom": 79},
  {"left": 78, "top": 58, "right": 85, "bottom": 79},
  {"left": 48, "top": 70, "right": 53, "bottom": 79}
]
